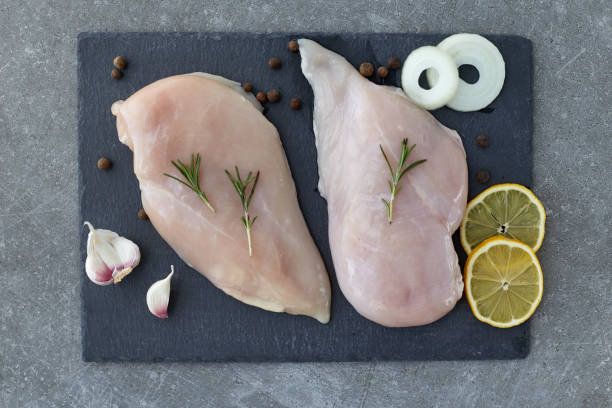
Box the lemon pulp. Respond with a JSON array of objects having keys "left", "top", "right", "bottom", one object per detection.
[
  {"left": 461, "top": 183, "right": 545, "bottom": 254},
  {"left": 464, "top": 237, "right": 543, "bottom": 328}
]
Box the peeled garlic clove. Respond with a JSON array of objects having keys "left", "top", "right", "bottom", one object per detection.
[
  {"left": 146, "top": 266, "right": 174, "bottom": 319},
  {"left": 84, "top": 221, "right": 141, "bottom": 285}
]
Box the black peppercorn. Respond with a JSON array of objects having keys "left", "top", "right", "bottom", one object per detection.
[
  {"left": 256, "top": 92, "right": 267, "bottom": 104},
  {"left": 476, "top": 134, "right": 489, "bottom": 148},
  {"left": 113, "top": 56, "right": 127, "bottom": 70},
  {"left": 476, "top": 170, "right": 490, "bottom": 184},
  {"left": 288, "top": 40, "right": 299, "bottom": 53},
  {"left": 97, "top": 157, "right": 111, "bottom": 170},
  {"left": 138, "top": 209, "right": 149, "bottom": 220},
  {"left": 289, "top": 98, "right": 302, "bottom": 110},
  {"left": 267, "top": 89, "right": 281, "bottom": 103},
  {"left": 388, "top": 56, "right": 401, "bottom": 70},
  {"left": 111, "top": 69, "right": 122, "bottom": 79},
  {"left": 243, "top": 82, "right": 253, "bottom": 93},
  {"left": 377, "top": 66, "right": 389, "bottom": 78},
  {"left": 359, "top": 62, "right": 375, "bottom": 77},
  {"left": 268, "top": 57, "right": 281, "bottom": 70}
]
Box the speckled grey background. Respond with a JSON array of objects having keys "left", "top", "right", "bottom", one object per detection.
[{"left": 1, "top": 1, "right": 611, "bottom": 407}]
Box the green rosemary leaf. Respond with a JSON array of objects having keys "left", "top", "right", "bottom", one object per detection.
[
  {"left": 164, "top": 153, "right": 215, "bottom": 212},
  {"left": 397, "top": 138, "right": 408, "bottom": 174},
  {"left": 379, "top": 145, "right": 394, "bottom": 176},
  {"left": 247, "top": 171, "right": 260, "bottom": 208},
  {"left": 226, "top": 166, "right": 260, "bottom": 256},
  {"left": 193, "top": 153, "right": 201, "bottom": 186},
  {"left": 163, "top": 173, "right": 197, "bottom": 192},
  {"left": 399, "top": 159, "right": 427, "bottom": 180},
  {"left": 379, "top": 139, "right": 426, "bottom": 224}
]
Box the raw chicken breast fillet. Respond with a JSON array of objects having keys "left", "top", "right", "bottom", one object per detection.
[
  {"left": 299, "top": 39, "right": 468, "bottom": 327},
  {"left": 113, "top": 73, "right": 331, "bottom": 323}
]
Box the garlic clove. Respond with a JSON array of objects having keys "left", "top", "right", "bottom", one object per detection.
[
  {"left": 111, "top": 236, "right": 141, "bottom": 283},
  {"left": 84, "top": 221, "right": 141, "bottom": 285},
  {"left": 146, "top": 266, "right": 174, "bottom": 319},
  {"left": 85, "top": 251, "right": 114, "bottom": 286}
]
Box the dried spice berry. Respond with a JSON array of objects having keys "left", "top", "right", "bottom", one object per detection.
[
  {"left": 359, "top": 62, "right": 375, "bottom": 77},
  {"left": 476, "top": 170, "right": 490, "bottom": 184},
  {"left": 243, "top": 82, "right": 253, "bottom": 93},
  {"left": 138, "top": 209, "right": 149, "bottom": 220},
  {"left": 268, "top": 57, "right": 281, "bottom": 70},
  {"left": 377, "top": 66, "right": 389, "bottom": 78},
  {"left": 388, "top": 56, "right": 402, "bottom": 70},
  {"left": 476, "top": 134, "right": 489, "bottom": 148},
  {"left": 289, "top": 98, "right": 302, "bottom": 110},
  {"left": 288, "top": 40, "right": 299, "bottom": 53},
  {"left": 113, "top": 56, "right": 127, "bottom": 70},
  {"left": 97, "top": 157, "right": 111, "bottom": 170},
  {"left": 267, "top": 89, "right": 281, "bottom": 103},
  {"left": 256, "top": 92, "right": 267, "bottom": 104},
  {"left": 111, "top": 69, "right": 123, "bottom": 79}
]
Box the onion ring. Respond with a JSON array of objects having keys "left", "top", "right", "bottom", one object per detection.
[
  {"left": 427, "top": 34, "right": 505, "bottom": 112},
  {"left": 401, "top": 46, "right": 459, "bottom": 110}
]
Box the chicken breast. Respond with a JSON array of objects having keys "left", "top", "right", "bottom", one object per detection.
[
  {"left": 299, "top": 39, "right": 467, "bottom": 327},
  {"left": 113, "top": 73, "right": 331, "bottom": 323}
]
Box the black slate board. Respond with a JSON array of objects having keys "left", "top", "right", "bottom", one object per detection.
[{"left": 78, "top": 32, "right": 533, "bottom": 362}]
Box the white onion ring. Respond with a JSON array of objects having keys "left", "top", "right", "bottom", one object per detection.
[
  {"left": 427, "top": 34, "right": 505, "bottom": 112},
  {"left": 401, "top": 46, "right": 458, "bottom": 110}
]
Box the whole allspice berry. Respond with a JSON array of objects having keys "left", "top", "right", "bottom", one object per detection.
[
  {"left": 476, "top": 170, "right": 490, "bottom": 184},
  {"left": 113, "top": 56, "right": 127, "bottom": 70},
  {"left": 268, "top": 57, "right": 281, "bottom": 70},
  {"left": 137, "top": 208, "right": 149, "bottom": 220},
  {"left": 243, "top": 82, "right": 254, "bottom": 93},
  {"left": 289, "top": 98, "right": 302, "bottom": 110},
  {"left": 111, "top": 69, "right": 123, "bottom": 79},
  {"left": 377, "top": 66, "right": 389, "bottom": 78},
  {"left": 359, "top": 62, "right": 375, "bottom": 77},
  {"left": 267, "top": 89, "right": 281, "bottom": 103},
  {"left": 97, "top": 157, "right": 111, "bottom": 170},
  {"left": 288, "top": 40, "right": 299, "bottom": 53},
  {"left": 476, "top": 134, "right": 489, "bottom": 148},
  {"left": 256, "top": 92, "right": 268, "bottom": 104},
  {"left": 388, "top": 56, "right": 402, "bottom": 70}
]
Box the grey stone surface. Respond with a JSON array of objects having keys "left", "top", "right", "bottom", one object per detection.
[{"left": 0, "top": 0, "right": 610, "bottom": 407}]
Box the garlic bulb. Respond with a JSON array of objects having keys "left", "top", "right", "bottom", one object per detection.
[
  {"left": 146, "top": 266, "right": 174, "bottom": 319},
  {"left": 84, "top": 221, "right": 141, "bottom": 285}
]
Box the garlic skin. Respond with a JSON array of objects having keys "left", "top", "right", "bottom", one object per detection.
[
  {"left": 146, "top": 266, "right": 174, "bottom": 318},
  {"left": 84, "top": 221, "right": 141, "bottom": 285}
]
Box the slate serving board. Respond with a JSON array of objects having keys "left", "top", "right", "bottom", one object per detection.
[{"left": 78, "top": 32, "right": 533, "bottom": 361}]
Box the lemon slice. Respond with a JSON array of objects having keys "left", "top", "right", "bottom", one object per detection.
[
  {"left": 460, "top": 183, "right": 546, "bottom": 255},
  {"left": 464, "top": 237, "right": 543, "bottom": 328}
]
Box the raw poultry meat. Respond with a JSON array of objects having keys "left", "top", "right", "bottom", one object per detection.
[
  {"left": 112, "top": 73, "right": 331, "bottom": 323},
  {"left": 299, "top": 39, "right": 468, "bottom": 327}
]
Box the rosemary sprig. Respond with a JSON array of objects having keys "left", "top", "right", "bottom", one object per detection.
[
  {"left": 380, "top": 138, "right": 427, "bottom": 224},
  {"left": 225, "top": 166, "right": 260, "bottom": 256},
  {"left": 163, "top": 153, "right": 215, "bottom": 213}
]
